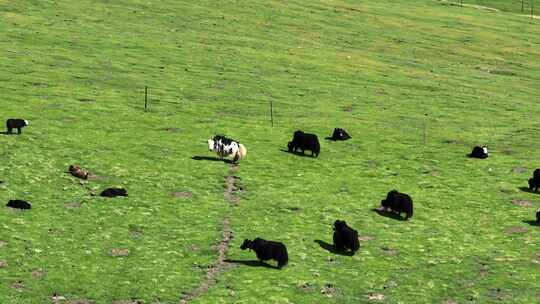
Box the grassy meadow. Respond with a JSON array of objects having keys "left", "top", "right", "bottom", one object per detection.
[{"left": 1, "top": 0, "right": 539, "bottom": 303}]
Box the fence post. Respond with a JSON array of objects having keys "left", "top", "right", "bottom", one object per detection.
[
  {"left": 144, "top": 86, "right": 148, "bottom": 110},
  {"left": 270, "top": 99, "right": 274, "bottom": 127}
]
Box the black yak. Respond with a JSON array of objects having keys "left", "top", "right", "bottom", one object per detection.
[
  {"left": 6, "top": 119, "right": 29, "bottom": 134},
  {"left": 380, "top": 190, "right": 414, "bottom": 220},
  {"left": 329, "top": 128, "right": 351, "bottom": 141},
  {"left": 528, "top": 169, "right": 540, "bottom": 192},
  {"left": 240, "top": 238, "right": 288, "bottom": 269},
  {"left": 288, "top": 130, "right": 320, "bottom": 157},
  {"left": 6, "top": 199, "right": 31, "bottom": 210},
  {"left": 100, "top": 188, "right": 128, "bottom": 198},
  {"left": 468, "top": 145, "right": 488, "bottom": 159},
  {"left": 333, "top": 220, "right": 359, "bottom": 254}
]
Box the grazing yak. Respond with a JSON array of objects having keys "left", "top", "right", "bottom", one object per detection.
[
  {"left": 6, "top": 119, "right": 29, "bottom": 134},
  {"left": 6, "top": 199, "right": 31, "bottom": 210},
  {"left": 288, "top": 130, "right": 320, "bottom": 157},
  {"left": 100, "top": 188, "right": 128, "bottom": 198},
  {"left": 240, "top": 238, "right": 288, "bottom": 269},
  {"left": 208, "top": 135, "right": 247, "bottom": 163},
  {"left": 528, "top": 169, "right": 540, "bottom": 192},
  {"left": 468, "top": 145, "right": 488, "bottom": 159},
  {"left": 537, "top": 210, "right": 540, "bottom": 224},
  {"left": 329, "top": 128, "right": 351, "bottom": 141},
  {"left": 333, "top": 220, "right": 359, "bottom": 254},
  {"left": 380, "top": 190, "right": 414, "bottom": 220},
  {"left": 69, "top": 165, "right": 89, "bottom": 180}
]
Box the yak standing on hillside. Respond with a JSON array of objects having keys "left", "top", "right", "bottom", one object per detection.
[
  {"left": 380, "top": 190, "right": 414, "bottom": 220},
  {"left": 6, "top": 119, "right": 29, "bottom": 134},
  {"left": 240, "top": 238, "right": 288, "bottom": 269},
  {"left": 528, "top": 168, "right": 540, "bottom": 192},
  {"left": 208, "top": 135, "right": 247, "bottom": 163},
  {"left": 288, "top": 130, "right": 320, "bottom": 157},
  {"left": 333, "top": 220, "right": 360, "bottom": 254}
]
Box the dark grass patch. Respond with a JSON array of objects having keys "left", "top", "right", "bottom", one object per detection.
[
  {"left": 519, "top": 187, "right": 539, "bottom": 194},
  {"left": 77, "top": 98, "right": 95, "bottom": 103},
  {"left": 162, "top": 127, "right": 180, "bottom": 133},
  {"left": 284, "top": 206, "right": 303, "bottom": 212},
  {"left": 112, "top": 300, "right": 145, "bottom": 304},
  {"left": 314, "top": 240, "right": 355, "bottom": 256}
]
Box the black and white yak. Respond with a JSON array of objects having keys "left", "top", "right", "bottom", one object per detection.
[
  {"left": 333, "top": 220, "right": 360, "bottom": 254},
  {"left": 6, "top": 199, "right": 31, "bottom": 210},
  {"left": 380, "top": 190, "right": 414, "bottom": 220},
  {"left": 528, "top": 168, "right": 540, "bottom": 192},
  {"left": 208, "top": 135, "right": 247, "bottom": 163},
  {"left": 240, "top": 238, "right": 288, "bottom": 269},
  {"left": 288, "top": 130, "right": 320, "bottom": 157},
  {"left": 6, "top": 119, "right": 29, "bottom": 134},
  {"left": 468, "top": 145, "right": 488, "bottom": 159}
]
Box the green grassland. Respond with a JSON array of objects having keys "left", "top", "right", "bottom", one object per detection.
[
  {"left": 1, "top": 0, "right": 539, "bottom": 303},
  {"left": 462, "top": 0, "right": 539, "bottom": 13}
]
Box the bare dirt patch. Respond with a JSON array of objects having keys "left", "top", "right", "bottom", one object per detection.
[
  {"left": 179, "top": 218, "right": 232, "bottom": 304},
  {"left": 224, "top": 176, "right": 244, "bottom": 204},
  {"left": 320, "top": 283, "right": 340, "bottom": 298},
  {"left": 113, "top": 300, "right": 145, "bottom": 304},
  {"left": 11, "top": 280, "right": 25, "bottom": 292},
  {"left": 110, "top": 248, "right": 130, "bottom": 257},
  {"left": 366, "top": 293, "right": 385, "bottom": 301},
  {"left": 31, "top": 268, "right": 44, "bottom": 278},
  {"left": 381, "top": 247, "right": 399, "bottom": 256},
  {"left": 511, "top": 199, "right": 533, "bottom": 207},
  {"left": 171, "top": 191, "right": 193, "bottom": 198},
  {"left": 442, "top": 300, "right": 458, "bottom": 304},
  {"left": 512, "top": 167, "right": 528, "bottom": 173},
  {"left": 359, "top": 235, "right": 373, "bottom": 242},
  {"left": 505, "top": 226, "right": 528, "bottom": 235},
  {"left": 129, "top": 225, "right": 144, "bottom": 239},
  {"left": 297, "top": 282, "right": 316, "bottom": 293},
  {"left": 0, "top": 260, "right": 8, "bottom": 268},
  {"left": 64, "top": 202, "right": 82, "bottom": 209},
  {"left": 0, "top": 240, "right": 6, "bottom": 248}
]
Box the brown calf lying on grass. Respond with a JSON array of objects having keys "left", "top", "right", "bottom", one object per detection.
[{"left": 69, "top": 165, "right": 89, "bottom": 180}]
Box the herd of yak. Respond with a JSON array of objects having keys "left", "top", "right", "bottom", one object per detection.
[{"left": 3, "top": 119, "right": 540, "bottom": 269}]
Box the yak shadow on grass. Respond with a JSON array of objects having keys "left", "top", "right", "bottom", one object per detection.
[
  {"left": 371, "top": 208, "right": 406, "bottom": 221},
  {"left": 314, "top": 240, "right": 354, "bottom": 256},
  {"left": 0, "top": 131, "right": 12, "bottom": 136},
  {"left": 191, "top": 156, "right": 234, "bottom": 164},
  {"left": 522, "top": 220, "right": 540, "bottom": 227},
  {"left": 519, "top": 187, "right": 539, "bottom": 194},
  {"left": 224, "top": 259, "right": 279, "bottom": 269},
  {"left": 279, "top": 149, "right": 316, "bottom": 158}
]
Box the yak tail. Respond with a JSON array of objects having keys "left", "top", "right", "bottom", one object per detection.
[{"left": 238, "top": 144, "right": 247, "bottom": 160}]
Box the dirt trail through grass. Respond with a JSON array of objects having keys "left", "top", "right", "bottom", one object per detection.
[{"left": 179, "top": 164, "right": 240, "bottom": 303}]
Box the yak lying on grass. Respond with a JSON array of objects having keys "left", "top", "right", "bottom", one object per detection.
[
  {"left": 329, "top": 128, "right": 351, "bottom": 141},
  {"left": 380, "top": 190, "right": 414, "bottom": 220},
  {"left": 288, "top": 130, "right": 320, "bottom": 157},
  {"left": 69, "top": 165, "right": 89, "bottom": 180},
  {"left": 333, "top": 220, "right": 359, "bottom": 254},
  {"left": 528, "top": 169, "right": 540, "bottom": 192},
  {"left": 208, "top": 135, "right": 247, "bottom": 163},
  {"left": 240, "top": 238, "right": 288, "bottom": 269},
  {"left": 468, "top": 145, "right": 488, "bottom": 159},
  {"left": 6, "top": 119, "right": 29, "bottom": 134},
  {"left": 6, "top": 199, "right": 31, "bottom": 210},
  {"left": 100, "top": 188, "right": 128, "bottom": 198}
]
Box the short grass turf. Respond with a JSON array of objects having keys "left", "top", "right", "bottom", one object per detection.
[{"left": 1, "top": 0, "right": 539, "bottom": 303}]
